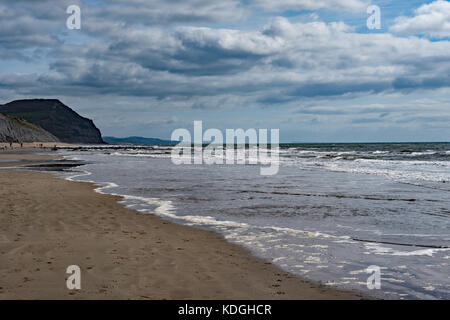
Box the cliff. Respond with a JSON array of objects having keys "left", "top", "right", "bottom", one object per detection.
[
  {"left": 0, "top": 113, "right": 59, "bottom": 143},
  {"left": 0, "top": 99, "right": 104, "bottom": 144}
]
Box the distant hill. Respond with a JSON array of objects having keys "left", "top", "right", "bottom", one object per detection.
[
  {"left": 0, "top": 113, "right": 59, "bottom": 143},
  {"left": 0, "top": 99, "right": 104, "bottom": 144},
  {"left": 103, "top": 136, "right": 179, "bottom": 145}
]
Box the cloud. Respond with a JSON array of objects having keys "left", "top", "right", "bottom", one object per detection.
[
  {"left": 2, "top": 16, "right": 450, "bottom": 103},
  {"left": 247, "top": 0, "right": 368, "bottom": 12},
  {"left": 390, "top": 0, "right": 450, "bottom": 38},
  {"left": 0, "top": 3, "right": 59, "bottom": 50},
  {"left": 0, "top": 0, "right": 449, "bottom": 142},
  {"left": 88, "top": 0, "right": 246, "bottom": 26},
  {"left": 86, "top": 0, "right": 368, "bottom": 29}
]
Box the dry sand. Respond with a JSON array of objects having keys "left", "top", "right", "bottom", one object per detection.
[{"left": 0, "top": 153, "right": 367, "bottom": 299}]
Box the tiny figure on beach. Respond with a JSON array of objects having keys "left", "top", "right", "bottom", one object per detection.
[{"left": 9, "top": 142, "right": 13, "bottom": 149}]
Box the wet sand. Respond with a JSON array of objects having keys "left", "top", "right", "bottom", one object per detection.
[{"left": 0, "top": 152, "right": 368, "bottom": 299}]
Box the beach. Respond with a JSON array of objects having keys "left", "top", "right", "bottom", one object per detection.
[{"left": 0, "top": 151, "right": 365, "bottom": 299}]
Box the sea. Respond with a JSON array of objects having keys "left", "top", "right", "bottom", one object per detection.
[{"left": 55, "top": 142, "right": 450, "bottom": 299}]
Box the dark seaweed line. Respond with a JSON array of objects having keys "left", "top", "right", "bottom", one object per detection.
[
  {"left": 236, "top": 189, "right": 422, "bottom": 202},
  {"left": 351, "top": 238, "right": 450, "bottom": 249}
]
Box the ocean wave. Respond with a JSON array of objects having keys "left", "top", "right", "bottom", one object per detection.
[
  {"left": 364, "top": 243, "right": 450, "bottom": 257},
  {"left": 65, "top": 163, "right": 449, "bottom": 259},
  {"left": 321, "top": 159, "right": 450, "bottom": 185}
]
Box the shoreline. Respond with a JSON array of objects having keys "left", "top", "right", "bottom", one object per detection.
[{"left": 0, "top": 151, "right": 370, "bottom": 299}]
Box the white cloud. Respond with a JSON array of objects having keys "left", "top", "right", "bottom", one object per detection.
[{"left": 390, "top": 0, "right": 450, "bottom": 37}]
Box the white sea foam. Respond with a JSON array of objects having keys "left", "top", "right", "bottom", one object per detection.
[
  {"left": 322, "top": 159, "right": 450, "bottom": 184},
  {"left": 364, "top": 243, "right": 450, "bottom": 257}
]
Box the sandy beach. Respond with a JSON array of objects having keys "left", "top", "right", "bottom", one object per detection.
[{"left": 0, "top": 151, "right": 367, "bottom": 299}]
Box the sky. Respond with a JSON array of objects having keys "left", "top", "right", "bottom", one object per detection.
[{"left": 0, "top": 0, "right": 449, "bottom": 142}]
